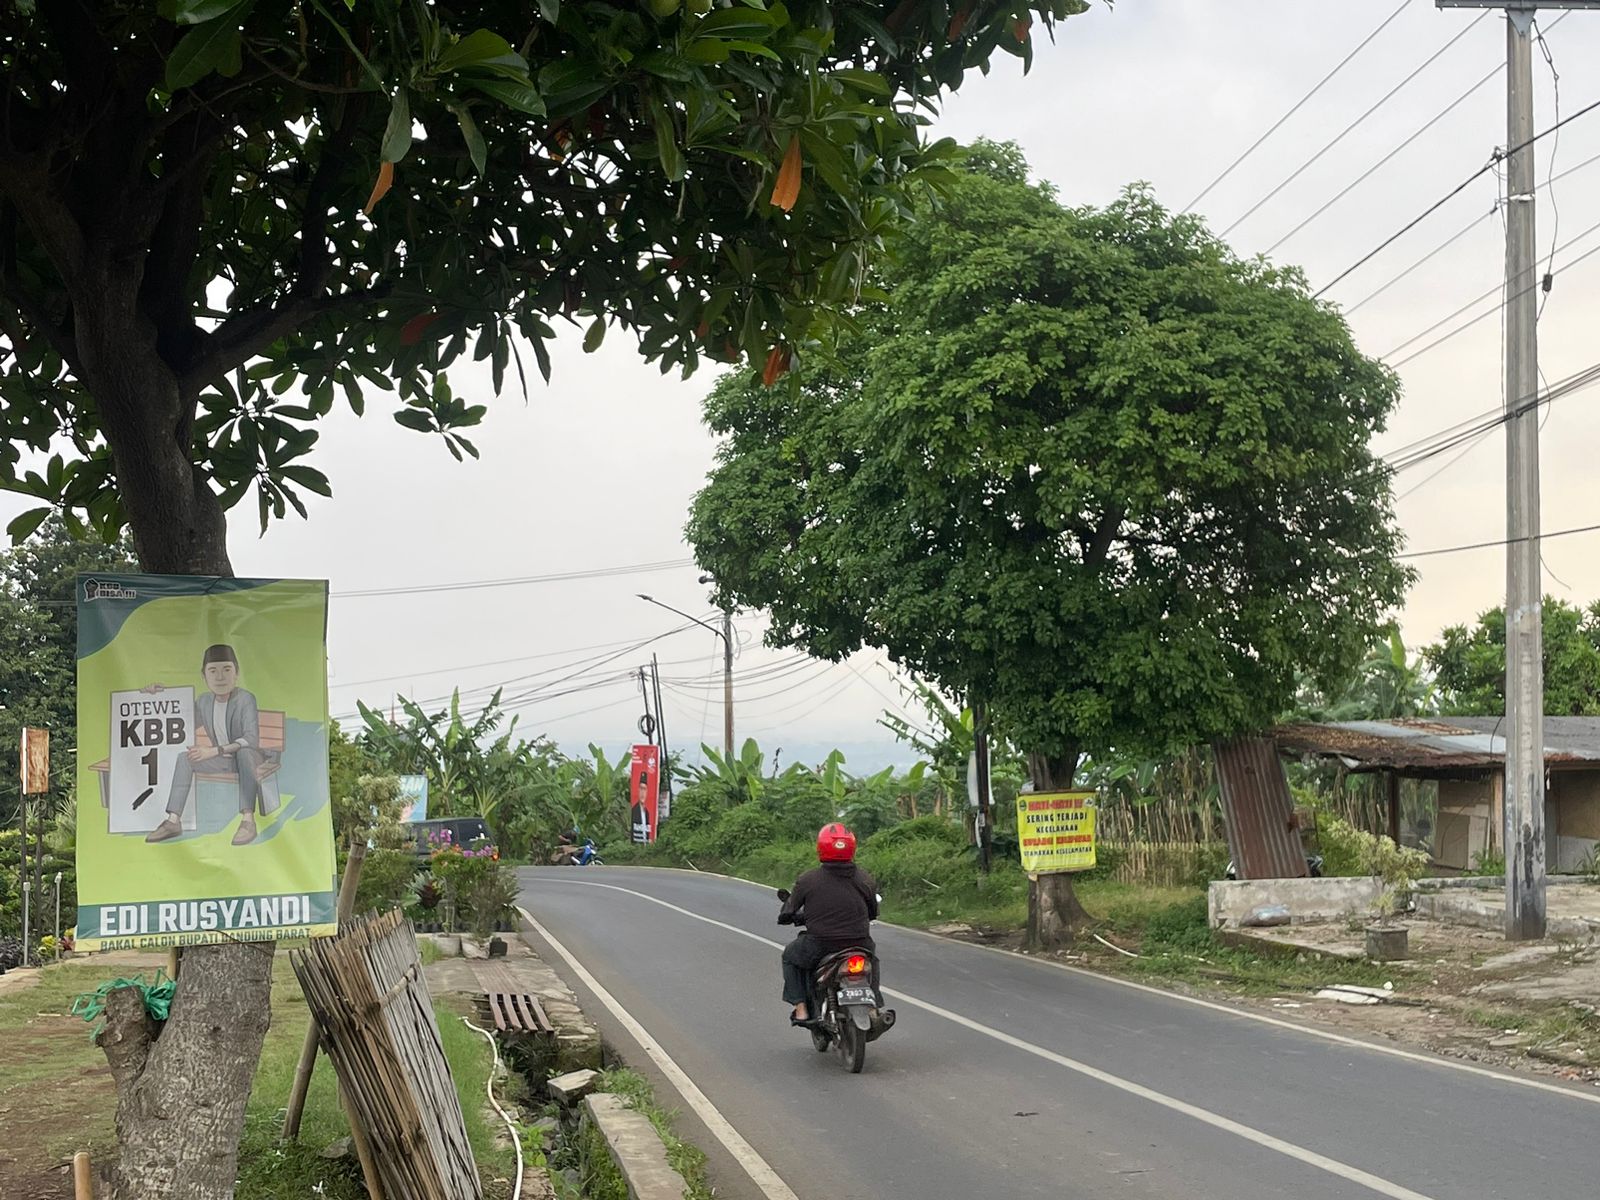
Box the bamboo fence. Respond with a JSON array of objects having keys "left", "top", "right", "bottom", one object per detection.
[{"left": 290, "top": 909, "right": 481, "bottom": 1200}]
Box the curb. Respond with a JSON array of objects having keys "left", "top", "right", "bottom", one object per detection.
[{"left": 584, "top": 1092, "right": 689, "bottom": 1200}]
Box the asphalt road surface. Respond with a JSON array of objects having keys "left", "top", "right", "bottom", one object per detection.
[{"left": 518, "top": 866, "right": 1600, "bottom": 1200}]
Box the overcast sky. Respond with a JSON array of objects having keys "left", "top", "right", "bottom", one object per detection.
[{"left": 9, "top": 1, "right": 1600, "bottom": 771}]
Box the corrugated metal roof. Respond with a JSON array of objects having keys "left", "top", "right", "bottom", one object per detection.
[
  {"left": 1215, "top": 737, "right": 1311, "bottom": 880},
  {"left": 1272, "top": 716, "right": 1600, "bottom": 771}
]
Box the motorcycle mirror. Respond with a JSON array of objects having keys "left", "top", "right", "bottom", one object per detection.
[{"left": 776, "top": 888, "right": 791, "bottom": 902}]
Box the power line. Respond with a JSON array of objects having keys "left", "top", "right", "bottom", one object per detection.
[
  {"left": 332, "top": 558, "right": 695, "bottom": 599},
  {"left": 1384, "top": 221, "right": 1600, "bottom": 367},
  {"left": 1342, "top": 145, "right": 1600, "bottom": 316},
  {"left": 1399, "top": 520, "right": 1600, "bottom": 561},
  {"left": 1316, "top": 88, "right": 1600, "bottom": 297},
  {"left": 1183, "top": 0, "right": 1414, "bottom": 213},
  {"left": 1221, "top": 8, "right": 1491, "bottom": 239},
  {"left": 1265, "top": 59, "right": 1502, "bottom": 256}
]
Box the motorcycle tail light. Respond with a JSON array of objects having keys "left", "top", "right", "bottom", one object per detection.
[{"left": 844, "top": 955, "right": 869, "bottom": 975}]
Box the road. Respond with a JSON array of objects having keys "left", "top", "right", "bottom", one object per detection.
[{"left": 518, "top": 867, "right": 1600, "bottom": 1200}]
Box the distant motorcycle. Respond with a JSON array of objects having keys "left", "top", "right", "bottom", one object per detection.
[
  {"left": 777, "top": 888, "right": 896, "bottom": 1074},
  {"left": 558, "top": 839, "right": 604, "bottom": 867}
]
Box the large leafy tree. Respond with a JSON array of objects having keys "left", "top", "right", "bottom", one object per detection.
[
  {"left": 1426, "top": 598, "right": 1600, "bottom": 716},
  {"left": 689, "top": 144, "right": 1411, "bottom": 944},
  {"left": 1, "top": 5, "right": 1085, "bottom": 1195}
]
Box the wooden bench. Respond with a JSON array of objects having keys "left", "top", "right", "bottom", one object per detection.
[{"left": 91, "top": 710, "right": 285, "bottom": 809}]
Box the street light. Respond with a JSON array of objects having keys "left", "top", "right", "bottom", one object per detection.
[{"left": 637, "top": 592, "right": 734, "bottom": 760}]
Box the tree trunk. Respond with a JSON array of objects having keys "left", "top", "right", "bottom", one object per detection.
[
  {"left": 77, "top": 330, "right": 275, "bottom": 1200},
  {"left": 1024, "top": 748, "right": 1091, "bottom": 949}
]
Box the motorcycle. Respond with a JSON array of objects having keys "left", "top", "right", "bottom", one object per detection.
[
  {"left": 777, "top": 888, "right": 896, "bottom": 1074},
  {"left": 558, "top": 839, "right": 604, "bottom": 867}
]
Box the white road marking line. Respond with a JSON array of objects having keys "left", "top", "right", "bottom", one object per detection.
[
  {"left": 516, "top": 905, "right": 801, "bottom": 1200},
  {"left": 528, "top": 878, "right": 1451, "bottom": 1200},
  {"left": 598, "top": 864, "right": 1600, "bottom": 1107}
]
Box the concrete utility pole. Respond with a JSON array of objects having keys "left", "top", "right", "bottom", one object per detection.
[
  {"left": 639, "top": 588, "right": 735, "bottom": 760},
  {"left": 1436, "top": 1, "right": 1599, "bottom": 938},
  {"left": 721, "top": 607, "right": 735, "bottom": 759}
]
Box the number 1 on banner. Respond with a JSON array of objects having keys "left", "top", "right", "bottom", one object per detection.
[{"left": 107, "top": 687, "right": 197, "bottom": 835}]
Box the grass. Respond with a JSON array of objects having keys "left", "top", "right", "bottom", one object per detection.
[
  {"left": 0, "top": 944, "right": 510, "bottom": 1199},
  {"left": 0, "top": 960, "right": 133, "bottom": 1177},
  {"left": 236, "top": 953, "right": 517, "bottom": 1199},
  {"left": 549, "top": 1067, "right": 713, "bottom": 1200}
]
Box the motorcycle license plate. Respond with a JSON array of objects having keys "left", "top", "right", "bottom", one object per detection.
[{"left": 837, "top": 985, "right": 874, "bottom": 1005}]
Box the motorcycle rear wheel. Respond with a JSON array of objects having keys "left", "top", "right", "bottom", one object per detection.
[{"left": 838, "top": 1019, "right": 867, "bottom": 1073}]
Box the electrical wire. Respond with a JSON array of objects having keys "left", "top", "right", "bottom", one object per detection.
[
  {"left": 1535, "top": 18, "right": 1561, "bottom": 323},
  {"left": 1380, "top": 214, "right": 1600, "bottom": 366},
  {"left": 331, "top": 558, "right": 694, "bottom": 598},
  {"left": 1398, "top": 520, "right": 1600, "bottom": 561},
  {"left": 1221, "top": 8, "right": 1491, "bottom": 238},
  {"left": 1342, "top": 147, "right": 1600, "bottom": 316},
  {"left": 1183, "top": 0, "right": 1414, "bottom": 213},
  {"left": 1265, "top": 60, "right": 1502, "bottom": 255},
  {"left": 1316, "top": 87, "right": 1600, "bottom": 297}
]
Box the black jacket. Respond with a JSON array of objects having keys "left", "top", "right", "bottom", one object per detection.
[{"left": 780, "top": 862, "right": 879, "bottom": 942}]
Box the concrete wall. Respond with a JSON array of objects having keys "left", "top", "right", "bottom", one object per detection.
[{"left": 1208, "top": 877, "right": 1384, "bottom": 929}]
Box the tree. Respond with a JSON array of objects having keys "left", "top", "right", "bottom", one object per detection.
[
  {"left": 1289, "top": 628, "right": 1437, "bottom": 722},
  {"left": 0, "top": 518, "right": 135, "bottom": 913},
  {"left": 3, "top": 6, "right": 1087, "bottom": 1193},
  {"left": 688, "top": 144, "right": 1411, "bottom": 945},
  {"left": 1426, "top": 598, "right": 1600, "bottom": 716}
]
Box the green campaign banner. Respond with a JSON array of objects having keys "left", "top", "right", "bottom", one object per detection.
[{"left": 74, "top": 573, "right": 337, "bottom": 950}]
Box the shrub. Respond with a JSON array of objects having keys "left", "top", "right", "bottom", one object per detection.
[
  {"left": 862, "top": 815, "right": 965, "bottom": 851},
  {"left": 859, "top": 836, "right": 971, "bottom": 898},
  {"left": 464, "top": 864, "right": 521, "bottom": 939},
  {"left": 712, "top": 805, "right": 782, "bottom": 856},
  {"left": 354, "top": 847, "right": 419, "bottom": 916}
]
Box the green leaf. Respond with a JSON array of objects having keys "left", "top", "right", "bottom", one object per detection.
[
  {"left": 537, "top": 0, "right": 560, "bottom": 22},
  {"left": 650, "top": 100, "right": 684, "bottom": 183},
  {"left": 451, "top": 104, "right": 488, "bottom": 176},
  {"left": 381, "top": 87, "right": 412, "bottom": 163},
  {"left": 832, "top": 68, "right": 891, "bottom": 96},
  {"left": 5, "top": 507, "right": 51, "bottom": 542},
  {"left": 159, "top": 0, "right": 248, "bottom": 24},
  {"left": 721, "top": 40, "right": 781, "bottom": 61},
  {"left": 463, "top": 77, "right": 546, "bottom": 116},
  {"left": 437, "top": 29, "right": 524, "bottom": 74},
  {"left": 282, "top": 464, "right": 333, "bottom": 496},
  {"left": 164, "top": 8, "right": 248, "bottom": 90},
  {"left": 583, "top": 318, "right": 606, "bottom": 353},
  {"left": 689, "top": 7, "right": 779, "bottom": 39},
  {"left": 393, "top": 409, "right": 434, "bottom": 432}
]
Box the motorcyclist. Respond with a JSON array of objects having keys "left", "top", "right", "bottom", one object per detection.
[
  {"left": 778, "top": 823, "right": 878, "bottom": 1025},
  {"left": 550, "top": 827, "right": 582, "bottom": 866}
]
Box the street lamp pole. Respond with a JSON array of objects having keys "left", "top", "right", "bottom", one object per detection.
[{"left": 637, "top": 593, "right": 734, "bottom": 760}]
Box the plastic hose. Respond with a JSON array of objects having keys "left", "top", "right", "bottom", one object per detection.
[{"left": 463, "top": 1017, "right": 524, "bottom": 1200}]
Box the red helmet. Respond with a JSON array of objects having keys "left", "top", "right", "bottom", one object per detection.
[{"left": 817, "top": 823, "right": 856, "bottom": 863}]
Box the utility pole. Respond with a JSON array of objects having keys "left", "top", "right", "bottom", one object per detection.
[
  {"left": 1436, "top": 1, "right": 1589, "bottom": 939},
  {"left": 651, "top": 653, "right": 672, "bottom": 822},
  {"left": 1503, "top": 5, "right": 1546, "bottom": 940},
  {"left": 721, "top": 608, "right": 735, "bottom": 760},
  {"left": 638, "top": 589, "right": 736, "bottom": 761}
]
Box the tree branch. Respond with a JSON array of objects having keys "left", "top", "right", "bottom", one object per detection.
[
  {"left": 1084, "top": 506, "right": 1125, "bottom": 568},
  {"left": 179, "top": 285, "right": 390, "bottom": 398}
]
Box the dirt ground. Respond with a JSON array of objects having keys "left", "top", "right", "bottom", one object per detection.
[
  {"left": 0, "top": 953, "right": 164, "bottom": 1200},
  {"left": 1221, "top": 919, "right": 1600, "bottom": 1084}
]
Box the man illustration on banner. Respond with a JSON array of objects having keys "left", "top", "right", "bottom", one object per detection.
[{"left": 145, "top": 643, "right": 273, "bottom": 846}]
